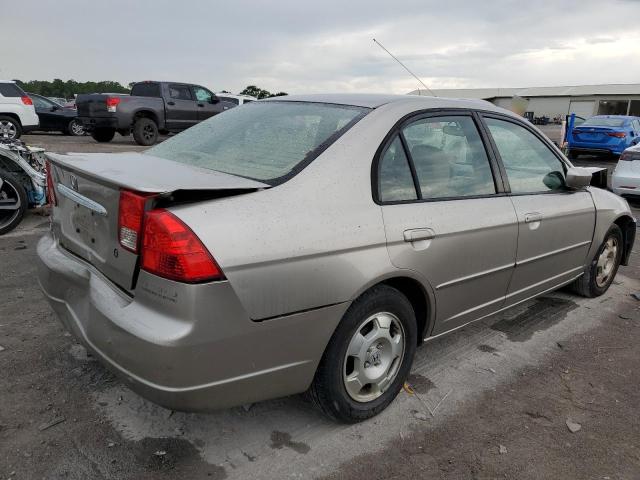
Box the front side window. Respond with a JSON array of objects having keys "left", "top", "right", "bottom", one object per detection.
[
  {"left": 378, "top": 136, "right": 417, "bottom": 202},
  {"left": 402, "top": 116, "right": 495, "bottom": 199},
  {"left": 147, "top": 101, "right": 369, "bottom": 184},
  {"left": 169, "top": 84, "right": 193, "bottom": 101},
  {"left": 193, "top": 87, "right": 213, "bottom": 103},
  {"left": 485, "top": 117, "right": 566, "bottom": 193}
]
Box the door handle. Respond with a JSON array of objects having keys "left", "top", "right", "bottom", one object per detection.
[
  {"left": 524, "top": 212, "right": 543, "bottom": 223},
  {"left": 167, "top": 101, "right": 175, "bottom": 106},
  {"left": 403, "top": 228, "right": 435, "bottom": 242},
  {"left": 197, "top": 103, "right": 204, "bottom": 107}
]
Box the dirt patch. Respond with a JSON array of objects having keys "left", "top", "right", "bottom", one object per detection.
[{"left": 270, "top": 431, "right": 311, "bottom": 454}]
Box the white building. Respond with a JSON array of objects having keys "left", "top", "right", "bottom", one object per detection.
[{"left": 409, "top": 84, "right": 640, "bottom": 120}]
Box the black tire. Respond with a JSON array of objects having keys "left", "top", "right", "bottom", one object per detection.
[
  {"left": 132, "top": 117, "right": 158, "bottom": 146},
  {"left": 66, "top": 118, "right": 85, "bottom": 136},
  {"left": 91, "top": 128, "right": 115, "bottom": 143},
  {"left": 567, "top": 149, "right": 578, "bottom": 160},
  {"left": 0, "top": 172, "right": 28, "bottom": 235},
  {"left": 0, "top": 115, "right": 22, "bottom": 140},
  {"left": 571, "top": 224, "right": 623, "bottom": 298},
  {"left": 307, "top": 285, "right": 417, "bottom": 423}
]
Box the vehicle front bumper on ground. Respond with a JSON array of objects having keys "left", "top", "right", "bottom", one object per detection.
[{"left": 37, "top": 232, "right": 346, "bottom": 411}]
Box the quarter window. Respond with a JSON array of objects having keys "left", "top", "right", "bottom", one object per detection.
[
  {"left": 485, "top": 117, "right": 566, "bottom": 193},
  {"left": 401, "top": 116, "right": 495, "bottom": 199},
  {"left": 378, "top": 136, "right": 418, "bottom": 202}
]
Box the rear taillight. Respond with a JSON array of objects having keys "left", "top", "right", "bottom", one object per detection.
[
  {"left": 607, "top": 132, "right": 626, "bottom": 138},
  {"left": 45, "top": 161, "right": 57, "bottom": 206},
  {"left": 118, "top": 190, "right": 154, "bottom": 253},
  {"left": 619, "top": 151, "right": 640, "bottom": 161},
  {"left": 106, "top": 96, "right": 120, "bottom": 112},
  {"left": 141, "top": 209, "right": 223, "bottom": 283},
  {"left": 21, "top": 96, "right": 33, "bottom": 106}
]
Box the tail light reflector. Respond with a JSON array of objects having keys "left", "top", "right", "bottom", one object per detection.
[
  {"left": 141, "top": 209, "right": 223, "bottom": 283},
  {"left": 106, "top": 96, "right": 121, "bottom": 112},
  {"left": 118, "top": 190, "right": 154, "bottom": 253},
  {"left": 607, "top": 132, "right": 626, "bottom": 138},
  {"left": 21, "top": 96, "right": 33, "bottom": 106},
  {"left": 45, "top": 161, "right": 57, "bottom": 206}
]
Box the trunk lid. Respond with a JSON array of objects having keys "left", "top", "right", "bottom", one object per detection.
[
  {"left": 76, "top": 94, "right": 115, "bottom": 117},
  {"left": 572, "top": 126, "right": 621, "bottom": 144},
  {"left": 46, "top": 152, "right": 268, "bottom": 292}
]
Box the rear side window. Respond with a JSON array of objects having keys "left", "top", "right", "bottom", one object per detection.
[
  {"left": 402, "top": 116, "right": 496, "bottom": 199},
  {"left": 485, "top": 117, "right": 566, "bottom": 193},
  {"left": 169, "top": 85, "right": 193, "bottom": 100},
  {"left": 131, "top": 83, "right": 161, "bottom": 97},
  {"left": 0, "top": 83, "right": 26, "bottom": 97},
  {"left": 147, "top": 101, "right": 369, "bottom": 184},
  {"left": 378, "top": 136, "right": 417, "bottom": 202}
]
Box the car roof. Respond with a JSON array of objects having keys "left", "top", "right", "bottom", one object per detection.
[
  {"left": 0, "top": 80, "right": 16, "bottom": 84},
  {"left": 263, "top": 93, "right": 500, "bottom": 111},
  {"left": 590, "top": 115, "right": 635, "bottom": 119}
]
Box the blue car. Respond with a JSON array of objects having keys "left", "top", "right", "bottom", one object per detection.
[{"left": 568, "top": 115, "right": 640, "bottom": 159}]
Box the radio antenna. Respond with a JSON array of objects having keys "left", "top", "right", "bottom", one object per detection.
[{"left": 372, "top": 38, "right": 435, "bottom": 96}]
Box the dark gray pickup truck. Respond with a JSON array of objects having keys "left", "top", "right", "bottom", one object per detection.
[{"left": 76, "top": 81, "right": 235, "bottom": 146}]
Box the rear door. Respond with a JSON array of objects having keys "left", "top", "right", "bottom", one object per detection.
[
  {"left": 481, "top": 114, "right": 595, "bottom": 306},
  {"left": 165, "top": 83, "right": 198, "bottom": 130},
  {"left": 193, "top": 86, "right": 228, "bottom": 121},
  {"left": 379, "top": 112, "right": 518, "bottom": 336}
]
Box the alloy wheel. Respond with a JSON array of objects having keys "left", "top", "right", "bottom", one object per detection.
[
  {"left": 0, "top": 177, "right": 22, "bottom": 230},
  {"left": 595, "top": 237, "right": 618, "bottom": 288},
  {"left": 343, "top": 312, "right": 405, "bottom": 402},
  {"left": 0, "top": 120, "right": 17, "bottom": 139}
]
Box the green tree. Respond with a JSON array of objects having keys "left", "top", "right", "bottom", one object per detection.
[
  {"left": 13, "top": 79, "right": 130, "bottom": 99},
  {"left": 239, "top": 85, "right": 288, "bottom": 99}
]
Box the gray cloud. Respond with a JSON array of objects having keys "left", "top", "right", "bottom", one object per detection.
[{"left": 1, "top": 0, "right": 638, "bottom": 94}]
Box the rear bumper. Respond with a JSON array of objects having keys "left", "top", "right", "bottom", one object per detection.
[
  {"left": 612, "top": 173, "right": 640, "bottom": 197},
  {"left": 569, "top": 144, "right": 626, "bottom": 156},
  {"left": 78, "top": 116, "right": 120, "bottom": 131},
  {"left": 37, "top": 232, "right": 346, "bottom": 411}
]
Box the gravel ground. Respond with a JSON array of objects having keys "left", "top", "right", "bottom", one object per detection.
[{"left": 0, "top": 132, "right": 638, "bottom": 479}]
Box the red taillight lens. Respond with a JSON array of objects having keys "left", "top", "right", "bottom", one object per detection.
[
  {"left": 141, "top": 209, "right": 223, "bottom": 283},
  {"left": 45, "top": 161, "right": 57, "bottom": 206},
  {"left": 607, "top": 132, "right": 626, "bottom": 138},
  {"left": 106, "top": 96, "right": 120, "bottom": 112},
  {"left": 21, "top": 96, "right": 33, "bottom": 106},
  {"left": 118, "top": 190, "right": 154, "bottom": 253}
]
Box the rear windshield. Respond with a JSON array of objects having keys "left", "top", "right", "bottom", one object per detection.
[
  {"left": 146, "top": 101, "right": 370, "bottom": 184},
  {"left": 581, "top": 117, "right": 626, "bottom": 127},
  {"left": 131, "top": 82, "right": 161, "bottom": 97},
  {"left": 0, "top": 83, "right": 26, "bottom": 97}
]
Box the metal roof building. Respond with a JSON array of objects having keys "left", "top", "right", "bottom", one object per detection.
[{"left": 408, "top": 84, "right": 640, "bottom": 120}]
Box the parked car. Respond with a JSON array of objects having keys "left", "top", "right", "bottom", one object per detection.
[
  {"left": 567, "top": 115, "right": 640, "bottom": 159},
  {"left": 612, "top": 143, "right": 640, "bottom": 198},
  {"left": 28, "top": 93, "right": 84, "bottom": 136},
  {"left": 216, "top": 93, "right": 256, "bottom": 105},
  {"left": 39, "top": 94, "right": 635, "bottom": 422},
  {"left": 0, "top": 80, "right": 39, "bottom": 139},
  {"left": 76, "top": 81, "right": 236, "bottom": 146}
]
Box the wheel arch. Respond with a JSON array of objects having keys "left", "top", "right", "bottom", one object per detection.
[
  {"left": 614, "top": 214, "right": 636, "bottom": 266},
  {"left": 132, "top": 109, "right": 159, "bottom": 127},
  {"left": 0, "top": 112, "right": 22, "bottom": 126}
]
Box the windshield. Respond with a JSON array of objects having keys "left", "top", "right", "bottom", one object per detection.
[
  {"left": 582, "top": 117, "right": 626, "bottom": 127},
  {"left": 146, "top": 101, "right": 369, "bottom": 184}
]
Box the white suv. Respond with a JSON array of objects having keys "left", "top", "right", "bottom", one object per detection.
[{"left": 0, "top": 80, "right": 39, "bottom": 139}]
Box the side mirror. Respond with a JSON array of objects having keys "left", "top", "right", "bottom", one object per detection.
[
  {"left": 565, "top": 167, "right": 593, "bottom": 189},
  {"left": 210, "top": 95, "right": 219, "bottom": 104},
  {"left": 50, "top": 105, "right": 60, "bottom": 111}
]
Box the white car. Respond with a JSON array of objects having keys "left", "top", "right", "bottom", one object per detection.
[
  {"left": 612, "top": 144, "right": 640, "bottom": 198},
  {"left": 0, "top": 80, "right": 39, "bottom": 139},
  {"left": 216, "top": 93, "right": 256, "bottom": 105}
]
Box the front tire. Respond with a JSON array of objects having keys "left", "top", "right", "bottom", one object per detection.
[
  {"left": 0, "top": 172, "right": 28, "bottom": 235},
  {"left": 132, "top": 117, "right": 158, "bottom": 146},
  {"left": 0, "top": 115, "right": 22, "bottom": 140},
  {"left": 91, "top": 128, "right": 115, "bottom": 143},
  {"left": 66, "top": 118, "right": 85, "bottom": 136},
  {"left": 571, "top": 224, "right": 623, "bottom": 297},
  {"left": 308, "top": 285, "right": 417, "bottom": 423}
]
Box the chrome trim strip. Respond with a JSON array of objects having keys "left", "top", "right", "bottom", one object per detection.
[
  {"left": 516, "top": 241, "right": 591, "bottom": 266},
  {"left": 436, "top": 262, "right": 515, "bottom": 290},
  {"left": 57, "top": 183, "right": 108, "bottom": 216},
  {"left": 505, "top": 266, "right": 584, "bottom": 300}
]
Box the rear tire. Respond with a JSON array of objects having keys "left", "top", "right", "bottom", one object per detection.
[
  {"left": 567, "top": 149, "right": 578, "bottom": 160},
  {"left": 0, "top": 172, "right": 28, "bottom": 235},
  {"left": 132, "top": 117, "right": 158, "bottom": 146},
  {"left": 571, "top": 224, "right": 623, "bottom": 297},
  {"left": 66, "top": 118, "right": 85, "bottom": 136},
  {"left": 0, "top": 115, "right": 22, "bottom": 140},
  {"left": 307, "top": 285, "right": 417, "bottom": 423},
  {"left": 91, "top": 128, "right": 115, "bottom": 143}
]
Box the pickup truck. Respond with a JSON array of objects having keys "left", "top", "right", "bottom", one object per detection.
[{"left": 76, "top": 81, "right": 235, "bottom": 146}]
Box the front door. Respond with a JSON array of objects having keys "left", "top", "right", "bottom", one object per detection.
[
  {"left": 378, "top": 113, "right": 519, "bottom": 336},
  {"left": 164, "top": 84, "right": 198, "bottom": 130},
  {"left": 481, "top": 115, "right": 596, "bottom": 306}
]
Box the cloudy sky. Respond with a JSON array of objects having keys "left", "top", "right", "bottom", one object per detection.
[{"left": 3, "top": 0, "right": 639, "bottom": 94}]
